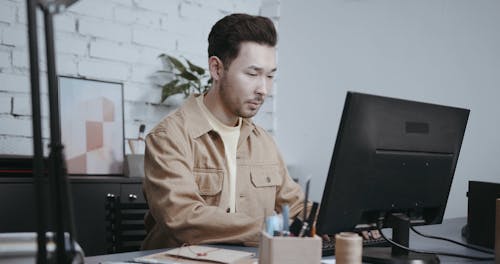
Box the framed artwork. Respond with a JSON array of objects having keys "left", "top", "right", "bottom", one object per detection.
[{"left": 59, "top": 76, "right": 124, "bottom": 175}]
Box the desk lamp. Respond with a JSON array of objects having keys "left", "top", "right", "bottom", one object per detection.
[{"left": 27, "top": 0, "right": 81, "bottom": 263}]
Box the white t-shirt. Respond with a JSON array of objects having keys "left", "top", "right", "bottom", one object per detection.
[{"left": 196, "top": 95, "right": 241, "bottom": 213}]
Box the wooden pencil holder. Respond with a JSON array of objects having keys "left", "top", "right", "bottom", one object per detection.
[{"left": 258, "top": 231, "right": 322, "bottom": 264}]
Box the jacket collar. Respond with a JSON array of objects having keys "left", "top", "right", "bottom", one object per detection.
[{"left": 182, "top": 94, "right": 258, "bottom": 142}]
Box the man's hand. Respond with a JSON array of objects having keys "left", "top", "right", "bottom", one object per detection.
[{"left": 360, "top": 230, "right": 381, "bottom": 240}]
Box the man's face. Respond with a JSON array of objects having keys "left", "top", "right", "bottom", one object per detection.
[{"left": 218, "top": 42, "right": 277, "bottom": 119}]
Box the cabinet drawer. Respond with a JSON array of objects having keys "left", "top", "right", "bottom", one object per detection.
[{"left": 120, "top": 183, "right": 146, "bottom": 203}]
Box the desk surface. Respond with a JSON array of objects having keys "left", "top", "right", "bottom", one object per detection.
[{"left": 85, "top": 217, "right": 494, "bottom": 264}]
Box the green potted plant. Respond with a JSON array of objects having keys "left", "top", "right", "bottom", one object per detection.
[{"left": 157, "top": 54, "right": 212, "bottom": 103}]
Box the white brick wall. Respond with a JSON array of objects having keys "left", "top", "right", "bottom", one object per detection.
[
  {"left": 78, "top": 17, "right": 131, "bottom": 42},
  {"left": 123, "top": 82, "right": 160, "bottom": 103},
  {"left": 55, "top": 33, "right": 88, "bottom": 56},
  {"left": 134, "top": 0, "right": 178, "bottom": 14},
  {"left": 0, "top": 115, "right": 36, "bottom": 137},
  {"left": 114, "top": 6, "right": 165, "bottom": 28},
  {"left": 0, "top": 73, "right": 30, "bottom": 93},
  {"left": 56, "top": 53, "right": 78, "bottom": 75},
  {"left": 0, "top": 135, "right": 36, "bottom": 155},
  {"left": 53, "top": 14, "right": 77, "bottom": 33},
  {"left": 0, "top": 2, "right": 16, "bottom": 24},
  {"left": 12, "top": 49, "right": 29, "bottom": 68},
  {"left": 11, "top": 94, "right": 33, "bottom": 116},
  {"left": 130, "top": 64, "right": 159, "bottom": 83},
  {"left": 0, "top": 96, "right": 11, "bottom": 114},
  {"left": 260, "top": 1, "right": 281, "bottom": 18},
  {"left": 89, "top": 39, "right": 140, "bottom": 63},
  {"left": 78, "top": 58, "right": 129, "bottom": 80},
  {"left": 11, "top": 93, "right": 49, "bottom": 117},
  {"left": 0, "top": 0, "right": 280, "bottom": 156},
  {"left": 69, "top": 0, "right": 115, "bottom": 20},
  {"left": 0, "top": 49, "right": 10, "bottom": 67},
  {"left": 2, "top": 25, "right": 28, "bottom": 47},
  {"left": 131, "top": 26, "right": 175, "bottom": 50}
]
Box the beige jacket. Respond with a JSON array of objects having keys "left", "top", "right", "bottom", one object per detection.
[{"left": 141, "top": 94, "right": 306, "bottom": 249}]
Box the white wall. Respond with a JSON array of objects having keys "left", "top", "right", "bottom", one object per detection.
[
  {"left": 277, "top": 0, "right": 500, "bottom": 218},
  {"left": 0, "top": 0, "right": 279, "bottom": 156}
]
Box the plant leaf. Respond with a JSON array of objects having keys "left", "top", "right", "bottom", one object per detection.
[
  {"left": 156, "top": 70, "right": 174, "bottom": 74},
  {"left": 176, "top": 83, "right": 191, "bottom": 97},
  {"left": 161, "top": 80, "right": 180, "bottom": 102},
  {"left": 186, "top": 59, "right": 205, "bottom": 75},
  {"left": 167, "top": 55, "right": 186, "bottom": 72},
  {"left": 179, "top": 71, "right": 198, "bottom": 81},
  {"left": 158, "top": 54, "right": 169, "bottom": 65},
  {"left": 158, "top": 54, "right": 212, "bottom": 101},
  {"left": 162, "top": 79, "right": 179, "bottom": 89}
]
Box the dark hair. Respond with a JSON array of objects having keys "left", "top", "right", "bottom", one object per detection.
[{"left": 208, "top": 13, "right": 277, "bottom": 68}]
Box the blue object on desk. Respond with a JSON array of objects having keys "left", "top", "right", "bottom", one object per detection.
[{"left": 282, "top": 204, "right": 290, "bottom": 234}]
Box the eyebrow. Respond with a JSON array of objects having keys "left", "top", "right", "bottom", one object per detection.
[{"left": 247, "top": 65, "right": 277, "bottom": 73}]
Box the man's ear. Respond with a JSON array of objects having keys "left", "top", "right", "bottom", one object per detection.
[{"left": 208, "top": 56, "right": 224, "bottom": 81}]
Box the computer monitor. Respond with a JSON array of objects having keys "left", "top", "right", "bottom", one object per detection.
[{"left": 316, "top": 92, "right": 469, "bottom": 263}]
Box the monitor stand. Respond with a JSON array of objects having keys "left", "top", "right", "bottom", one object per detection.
[{"left": 362, "top": 213, "right": 440, "bottom": 264}]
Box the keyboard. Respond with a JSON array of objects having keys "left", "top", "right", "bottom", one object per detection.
[{"left": 322, "top": 232, "right": 391, "bottom": 256}]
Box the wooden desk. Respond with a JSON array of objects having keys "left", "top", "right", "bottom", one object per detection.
[{"left": 85, "top": 218, "right": 494, "bottom": 264}]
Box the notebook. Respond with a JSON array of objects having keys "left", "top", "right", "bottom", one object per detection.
[{"left": 133, "top": 245, "right": 255, "bottom": 264}]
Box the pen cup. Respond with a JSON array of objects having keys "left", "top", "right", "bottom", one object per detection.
[
  {"left": 258, "top": 231, "right": 321, "bottom": 264},
  {"left": 124, "top": 154, "right": 145, "bottom": 178},
  {"left": 335, "top": 232, "right": 362, "bottom": 264}
]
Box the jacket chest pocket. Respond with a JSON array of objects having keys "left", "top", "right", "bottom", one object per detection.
[
  {"left": 250, "top": 165, "right": 281, "bottom": 211},
  {"left": 194, "top": 169, "right": 223, "bottom": 206}
]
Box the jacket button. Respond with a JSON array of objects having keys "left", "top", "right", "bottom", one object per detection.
[
  {"left": 226, "top": 208, "right": 230, "bottom": 213},
  {"left": 266, "top": 176, "right": 271, "bottom": 183}
]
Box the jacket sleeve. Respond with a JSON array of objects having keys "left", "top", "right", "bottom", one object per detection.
[{"left": 143, "top": 127, "right": 262, "bottom": 246}]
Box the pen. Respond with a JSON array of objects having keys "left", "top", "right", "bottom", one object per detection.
[
  {"left": 266, "top": 216, "right": 274, "bottom": 236},
  {"left": 299, "top": 177, "right": 311, "bottom": 237},
  {"left": 138, "top": 124, "right": 145, "bottom": 140},
  {"left": 303, "top": 177, "right": 310, "bottom": 222},
  {"left": 282, "top": 204, "right": 290, "bottom": 236},
  {"left": 128, "top": 124, "right": 146, "bottom": 154},
  {"left": 310, "top": 222, "right": 316, "bottom": 237},
  {"left": 128, "top": 140, "right": 136, "bottom": 154},
  {"left": 306, "top": 202, "right": 319, "bottom": 237},
  {"left": 298, "top": 221, "right": 309, "bottom": 237}
]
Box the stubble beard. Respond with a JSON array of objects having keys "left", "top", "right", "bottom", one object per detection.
[{"left": 219, "top": 77, "right": 263, "bottom": 119}]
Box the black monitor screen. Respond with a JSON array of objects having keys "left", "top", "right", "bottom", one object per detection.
[{"left": 317, "top": 92, "right": 469, "bottom": 236}]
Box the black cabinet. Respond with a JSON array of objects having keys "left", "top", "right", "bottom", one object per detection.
[
  {"left": 0, "top": 177, "right": 145, "bottom": 256},
  {"left": 0, "top": 182, "right": 40, "bottom": 232}
]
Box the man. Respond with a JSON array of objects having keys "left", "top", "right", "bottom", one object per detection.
[{"left": 142, "top": 13, "right": 308, "bottom": 249}]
